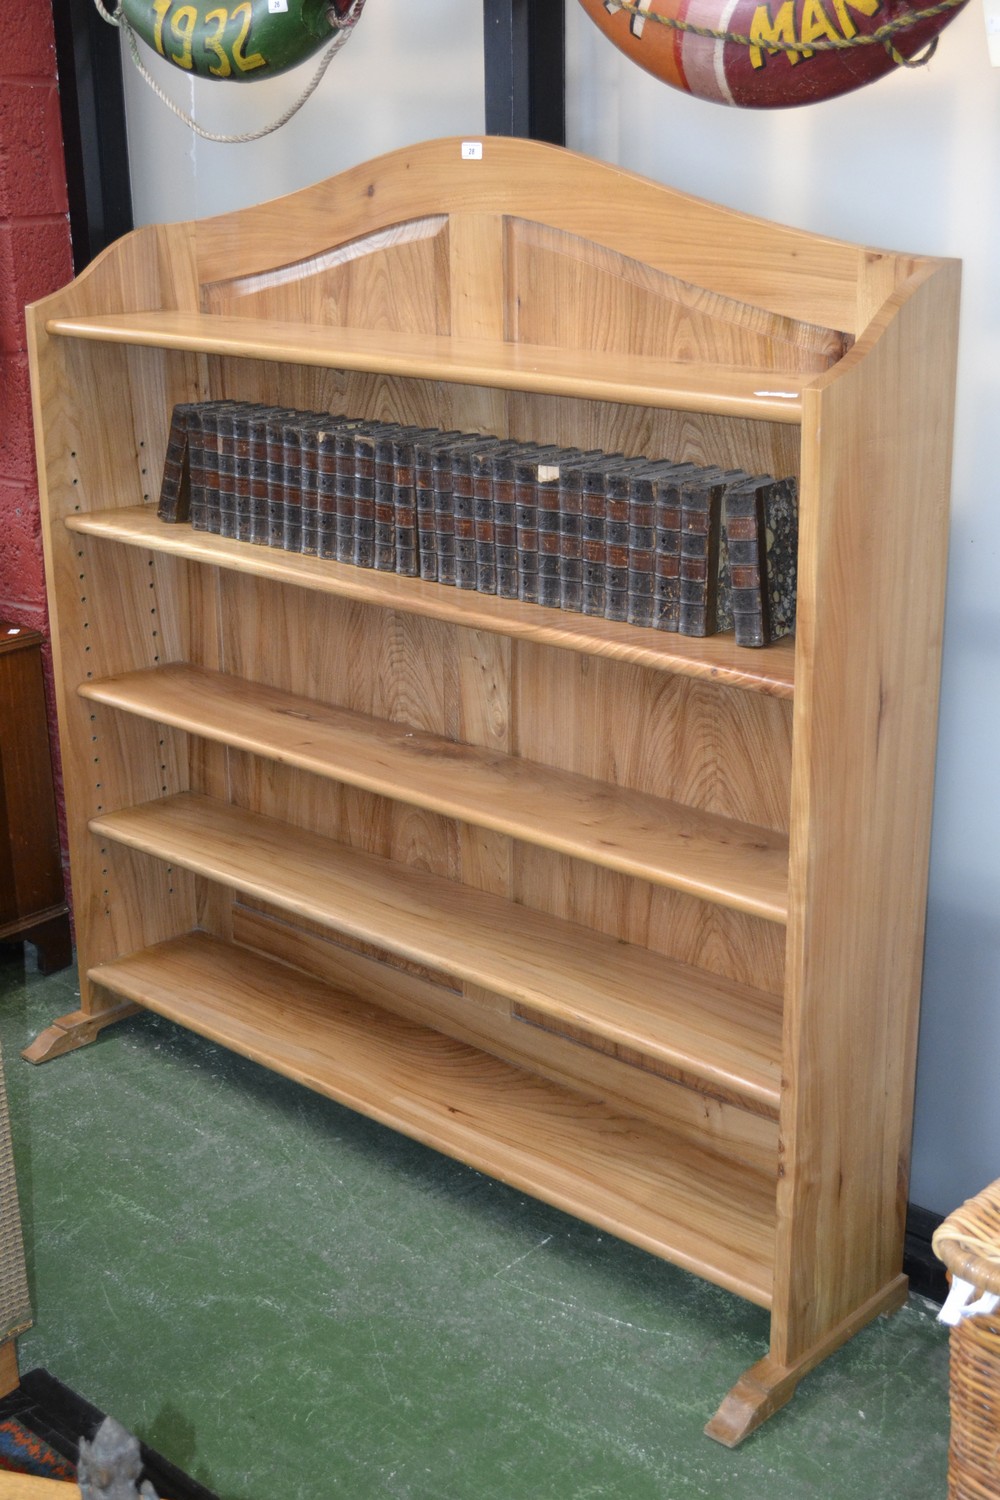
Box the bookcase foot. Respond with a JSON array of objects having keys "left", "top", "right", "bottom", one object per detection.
[
  {"left": 22, "top": 1002, "right": 140, "bottom": 1064},
  {"left": 705, "top": 1274, "right": 910, "bottom": 1446},
  {"left": 704, "top": 1355, "right": 799, "bottom": 1446}
]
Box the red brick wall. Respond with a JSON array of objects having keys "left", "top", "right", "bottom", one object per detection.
[
  {"left": 0, "top": 6, "right": 73, "bottom": 631},
  {"left": 1, "top": 6, "right": 74, "bottom": 865}
]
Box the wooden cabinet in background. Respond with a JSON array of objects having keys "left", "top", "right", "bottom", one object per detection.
[
  {"left": 0, "top": 624, "right": 71, "bottom": 974},
  {"left": 23, "top": 137, "right": 960, "bottom": 1444}
]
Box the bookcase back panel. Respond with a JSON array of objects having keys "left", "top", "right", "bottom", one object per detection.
[
  {"left": 502, "top": 394, "right": 803, "bottom": 483},
  {"left": 213, "top": 573, "right": 792, "bottom": 823},
  {"left": 218, "top": 575, "right": 458, "bottom": 733},
  {"left": 43, "top": 342, "right": 148, "bottom": 522},
  {"left": 201, "top": 216, "right": 451, "bottom": 337},
  {"left": 512, "top": 644, "right": 792, "bottom": 829},
  {"left": 505, "top": 219, "right": 849, "bottom": 374},
  {"left": 510, "top": 846, "right": 786, "bottom": 995},
  {"left": 187, "top": 138, "right": 902, "bottom": 336}
]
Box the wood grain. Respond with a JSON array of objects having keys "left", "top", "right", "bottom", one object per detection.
[
  {"left": 79, "top": 663, "right": 788, "bottom": 920},
  {"left": 64, "top": 509, "right": 797, "bottom": 697},
  {"left": 773, "top": 261, "right": 961, "bottom": 1364},
  {"left": 46, "top": 312, "right": 809, "bottom": 423},
  {"left": 90, "top": 792, "right": 784, "bottom": 1116}
]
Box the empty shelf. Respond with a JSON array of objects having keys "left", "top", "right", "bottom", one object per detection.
[
  {"left": 89, "top": 930, "right": 777, "bottom": 1306},
  {"left": 81, "top": 662, "right": 789, "bottom": 922},
  {"left": 90, "top": 792, "right": 784, "bottom": 1117}
]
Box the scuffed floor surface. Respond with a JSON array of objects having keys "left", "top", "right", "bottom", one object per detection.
[{"left": 0, "top": 946, "right": 951, "bottom": 1499}]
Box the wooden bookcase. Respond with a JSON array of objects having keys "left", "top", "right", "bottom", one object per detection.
[{"left": 25, "top": 137, "right": 959, "bottom": 1443}]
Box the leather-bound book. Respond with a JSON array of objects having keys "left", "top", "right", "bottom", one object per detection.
[{"left": 157, "top": 402, "right": 201, "bottom": 523}]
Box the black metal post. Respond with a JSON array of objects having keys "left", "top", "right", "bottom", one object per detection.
[
  {"left": 483, "top": 0, "right": 565, "bottom": 145},
  {"left": 51, "top": 0, "right": 134, "bottom": 272}
]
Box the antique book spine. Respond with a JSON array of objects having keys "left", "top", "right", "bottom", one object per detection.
[
  {"left": 186, "top": 406, "right": 210, "bottom": 532},
  {"left": 433, "top": 433, "right": 483, "bottom": 587},
  {"left": 515, "top": 447, "right": 563, "bottom": 606},
  {"left": 471, "top": 443, "right": 500, "bottom": 595},
  {"left": 513, "top": 450, "right": 542, "bottom": 605},
  {"left": 652, "top": 469, "right": 686, "bottom": 632},
  {"left": 315, "top": 421, "right": 340, "bottom": 560},
  {"left": 723, "top": 479, "right": 769, "bottom": 646},
  {"left": 576, "top": 451, "right": 625, "bottom": 619},
  {"left": 333, "top": 418, "right": 370, "bottom": 565},
  {"left": 679, "top": 472, "right": 725, "bottom": 637},
  {"left": 297, "top": 415, "right": 328, "bottom": 557},
  {"left": 603, "top": 457, "right": 638, "bottom": 624},
  {"left": 415, "top": 430, "right": 463, "bottom": 582},
  {"left": 210, "top": 401, "right": 235, "bottom": 534},
  {"left": 449, "top": 435, "right": 498, "bottom": 591},
  {"left": 471, "top": 439, "right": 519, "bottom": 595},
  {"left": 393, "top": 426, "right": 436, "bottom": 578},
  {"left": 580, "top": 452, "right": 609, "bottom": 619},
  {"left": 352, "top": 424, "right": 388, "bottom": 569},
  {"left": 629, "top": 461, "right": 690, "bottom": 627},
  {"left": 373, "top": 425, "right": 404, "bottom": 571},
  {"left": 723, "top": 474, "right": 798, "bottom": 647},
  {"left": 626, "top": 463, "right": 658, "bottom": 628},
  {"left": 414, "top": 432, "right": 440, "bottom": 581},
  {"left": 713, "top": 467, "right": 753, "bottom": 635},
  {"left": 715, "top": 504, "right": 734, "bottom": 636},
  {"left": 157, "top": 403, "right": 199, "bottom": 523},
  {"left": 536, "top": 447, "right": 574, "bottom": 609},
  {"left": 493, "top": 446, "right": 521, "bottom": 600},
  {"left": 431, "top": 439, "right": 460, "bottom": 587},
  {"left": 557, "top": 454, "right": 587, "bottom": 614},
  {"left": 215, "top": 402, "right": 240, "bottom": 540},
  {"left": 265, "top": 409, "right": 290, "bottom": 549},
  {"left": 280, "top": 412, "right": 307, "bottom": 554},
  {"left": 231, "top": 403, "right": 255, "bottom": 543},
  {"left": 450, "top": 440, "right": 478, "bottom": 590},
  {"left": 246, "top": 406, "right": 276, "bottom": 546},
  {"left": 763, "top": 476, "right": 798, "bottom": 640},
  {"left": 199, "top": 401, "right": 230, "bottom": 537}
]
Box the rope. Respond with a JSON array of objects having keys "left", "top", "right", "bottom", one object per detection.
[
  {"left": 91, "top": 0, "right": 364, "bottom": 143},
  {"left": 611, "top": 0, "right": 967, "bottom": 67}
]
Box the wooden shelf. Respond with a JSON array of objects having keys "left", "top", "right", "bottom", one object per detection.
[
  {"left": 65, "top": 509, "right": 796, "bottom": 699},
  {"left": 88, "top": 930, "right": 777, "bottom": 1307},
  {"left": 89, "top": 792, "right": 784, "bottom": 1117},
  {"left": 80, "top": 663, "right": 790, "bottom": 922},
  {"left": 46, "top": 310, "right": 807, "bottom": 424}
]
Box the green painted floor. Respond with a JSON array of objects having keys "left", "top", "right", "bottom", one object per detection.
[{"left": 0, "top": 944, "right": 951, "bottom": 1500}]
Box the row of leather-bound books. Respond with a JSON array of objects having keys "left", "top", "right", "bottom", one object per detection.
[{"left": 157, "top": 400, "right": 798, "bottom": 647}]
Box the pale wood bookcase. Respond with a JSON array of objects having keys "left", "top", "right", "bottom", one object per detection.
[{"left": 25, "top": 137, "right": 959, "bottom": 1444}]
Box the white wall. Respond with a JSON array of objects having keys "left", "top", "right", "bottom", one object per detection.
[
  {"left": 121, "top": 0, "right": 1000, "bottom": 1216},
  {"left": 122, "top": 0, "right": 486, "bottom": 222}
]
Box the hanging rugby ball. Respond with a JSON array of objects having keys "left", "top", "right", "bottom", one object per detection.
[
  {"left": 576, "top": 0, "right": 965, "bottom": 107},
  {"left": 119, "top": 0, "right": 366, "bottom": 80}
]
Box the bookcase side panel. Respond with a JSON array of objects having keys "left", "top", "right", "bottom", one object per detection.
[
  {"left": 28, "top": 326, "right": 201, "bottom": 991},
  {"left": 774, "top": 261, "right": 960, "bottom": 1364}
]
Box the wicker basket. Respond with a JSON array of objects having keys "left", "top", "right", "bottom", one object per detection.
[{"left": 933, "top": 1179, "right": 1000, "bottom": 1499}]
